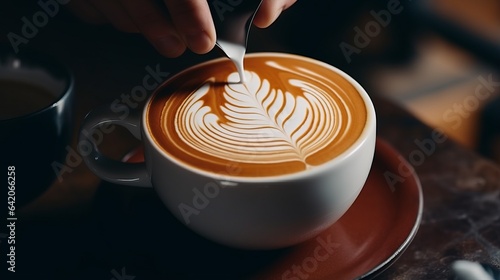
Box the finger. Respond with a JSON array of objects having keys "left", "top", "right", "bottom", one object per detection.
[
  {"left": 66, "top": 0, "right": 107, "bottom": 25},
  {"left": 88, "top": 0, "right": 139, "bottom": 33},
  {"left": 163, "top": 0, "right": 216, "bottom": 54},
  {"left": 120, "top": 0, "right": 186, "bottom": 57},
  {"left": 253, "top": 0, "right": 296, "bottom": 28}
]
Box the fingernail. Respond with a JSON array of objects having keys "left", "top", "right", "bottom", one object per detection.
[
  {"left": 155, "top": 36, "right": 184, "bottom": 57},
  {"left": 186, "top": 31, "right": 214, "bottom": 54}
]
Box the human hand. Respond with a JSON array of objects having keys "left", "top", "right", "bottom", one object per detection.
[{"left": 68, "top": 0, "right": 296, "bottom": 57}]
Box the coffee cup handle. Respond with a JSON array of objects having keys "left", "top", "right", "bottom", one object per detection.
[{"left": 79, "top": 106, "right": 151, "bottom": 188}]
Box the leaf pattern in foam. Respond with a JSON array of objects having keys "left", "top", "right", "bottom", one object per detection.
[
  {"left": 176, "top": 71, "right": 337, "bottom": 165},
  {"left": 221, "top": 71, "right": 312, "bottom": 160}
]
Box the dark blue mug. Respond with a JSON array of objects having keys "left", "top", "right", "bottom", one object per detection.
[{"left": 0, "top": 47, "right": 74, "bottom": 208}]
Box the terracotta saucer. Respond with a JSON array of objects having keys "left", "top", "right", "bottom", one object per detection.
[{"left": 120, "top": 138, "right": 423, "bottom": 279}]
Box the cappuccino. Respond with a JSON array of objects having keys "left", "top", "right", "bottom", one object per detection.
[{"left": 147, "top": 54, "right": 367, "bottom": 177}]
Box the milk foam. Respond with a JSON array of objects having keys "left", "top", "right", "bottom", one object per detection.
[
  {"left": 174, "top": 68, "right": 344, "bottom": 167},
  {"left": 217, "top": 40, "right": 246, "bottom": 83},
  {"left": 148, "top": 55, "right": 367, "bottom": 177}
]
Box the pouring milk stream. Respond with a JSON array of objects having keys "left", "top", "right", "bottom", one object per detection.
[{"left": 211, "top": 0, "right": 263, "bottom": 83}]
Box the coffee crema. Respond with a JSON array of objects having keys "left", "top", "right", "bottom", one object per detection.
[{"left": 147, "top": 54, "right": 367, "bottom": 177}]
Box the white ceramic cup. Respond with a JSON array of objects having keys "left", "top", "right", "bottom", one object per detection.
[{"left": 79, "top": 53, "right": 376, "bottom": 250}]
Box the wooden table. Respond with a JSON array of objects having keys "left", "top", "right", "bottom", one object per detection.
[{"left": 1, "top": 4, "right": 500, "bottom": 279}]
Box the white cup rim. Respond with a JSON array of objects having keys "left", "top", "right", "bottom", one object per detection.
[{"left": 143, "top": 52, "right": 376, "bottom": 184}]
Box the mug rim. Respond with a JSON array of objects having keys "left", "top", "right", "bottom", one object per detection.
[
  {"left": 143, "top": 52, "right": 376, "bottom": 183},
  {"left": 0, "top": 47, "right": 75, "bottom": 123}
]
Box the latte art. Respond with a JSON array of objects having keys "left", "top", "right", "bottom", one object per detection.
[
  {"left": 147, "top": 54, "right": 367, "bottom": 177},
  {"left": 175, "top": 70, "right": 343, "bottom": 167}
]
